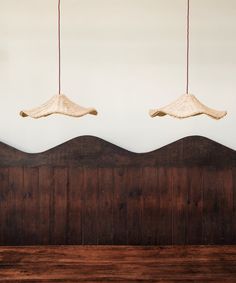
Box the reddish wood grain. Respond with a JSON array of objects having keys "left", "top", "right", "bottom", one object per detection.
[{"left": 0, "top": 246, "right": 235, "bottom": 282}]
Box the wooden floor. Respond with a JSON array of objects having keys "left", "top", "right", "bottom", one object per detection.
[{"left": 0, "top": 246, "right": 236, "bottom": 282}]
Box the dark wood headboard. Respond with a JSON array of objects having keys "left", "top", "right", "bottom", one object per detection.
[{"left": 0, "top": 136, "right": 235, "bottom": 246}]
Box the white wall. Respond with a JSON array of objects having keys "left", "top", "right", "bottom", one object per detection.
[{"left": 0, "top": 0, "right": 235, "bottom": 153}]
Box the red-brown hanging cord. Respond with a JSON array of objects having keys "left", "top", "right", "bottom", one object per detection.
[
  {"left": 186, "top": 0, "right": 190, "bottom": 94},
  {"left": 58, "top": 0, "right": 61, "bottom": 94}
]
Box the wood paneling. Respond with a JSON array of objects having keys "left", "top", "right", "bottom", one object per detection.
[
  {"left": 67, "top": 167, "right": 83, "bottom": 245},
  {"left": 186, "top": 167, "right": 203, "bottom": 244},
  {"left": 97, "top": 168, "right": 113, "bottom": 244},
  {"left": 0, "top": 135, "right": 235, "bottom": 245},
  {"left": 172, "top": 167, "right": 188, "bottom": 244},
  {"left": 52, "top": 168, "right": 68, "bottom": 244},
  {"left": 22, "top": 167, "right": 39, "bottom": 245},
  {"left": 113, "top": 168, "right": 128, "bottom": 245},
  {"left": 142, "top": 167, "right": 159, "bottom": 245},
  {"left": 82, "top": 168, "right": 98, "bottom": 245},
  {"left": 233, "top": 167, "right": 236, "bottom": 244},
  {"left": 127, "top": 168, "right": 143, "bottom": 245},
  {"left": 0, "top": 246, "right": 236, "bottom": 282},
  {"left": 38, "top": 167, "right": 53, "bottom": 245},
  {"left": 158, "top": 167, "right": 173, "bottom": 245},
  {"left": 0, "top": 168, "right": 9, "bottom": 244}
]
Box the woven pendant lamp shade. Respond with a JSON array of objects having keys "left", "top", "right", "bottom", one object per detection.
[
  {"left": 20, "top": 94, "right": 97, "bottom": 119},
  {"left": 20, "top": 0, "right": 97, "bottom": 119},
  {"left": 149, "top": 0, "right": 227, "bottom": 120},
  {"left": 150, "top": 93, "right": 227, "bottom": 120}
]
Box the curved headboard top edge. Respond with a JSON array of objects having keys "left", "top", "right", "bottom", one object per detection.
[
  {"left": 0, "top": 135, "right": 235, "bottom": 155},
  {"left": 0, "top": 135, "right": 235, "bottom": 167}
]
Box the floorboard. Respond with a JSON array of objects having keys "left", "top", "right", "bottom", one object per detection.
[{"left": 0, "top": 246, "right": 235, "bottom": 282}]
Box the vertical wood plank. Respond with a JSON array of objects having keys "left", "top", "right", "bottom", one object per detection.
[
  {"left": 67, "top": 167, "right": 83, "bottom": 244},
  {"left": 8, "top": 167, "right": 24, "bottom": 245},
  {"left": 186, "top": 167, "right": 203, "bottom": 244},
  {"left": 172, "top": 167, "right": 188, "bottom": 244},
  {"left": 52, "top": 167, "right": 68, "bottom": 244},
  {"left": 22, "top": 167, "right": 39, "bottom": 245},
  {"left": 113, "top": 168, "right": 127, "bottom": 245},
  {"left": 0, "top": 168, "right": 9, "bottom": 245},
  {"left": 158, "top": 167, "right": 173, "bottom": 245},
  {"left": 233, "top": 167, "right": 236, "bottom": 244},
  {"left": 217, "top": 168, "right": 234, "bottom": 244},
  {"left": 141, "top": 167, "right": 159, "bottom": 245},
  {"left": 82, "top": 168, "right": 98, "bottom": 244},
  {"left": 202, "top": 167, "right": 221, "bottom": 244},
  {"left": 127, "top": 168, "right": 143, "bottom": 245},
  {"left": 38, "top": 167, "right": 53, "bottom": 245},
  {"left": 97, "top": 168, "right": 114, "bottom": 244}
]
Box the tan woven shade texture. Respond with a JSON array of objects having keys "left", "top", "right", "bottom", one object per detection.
[
  {"left": 149, "top": 93, "right": 227, "bottom": 120},
  {"left": 20, "top": 94, "right": 98, "bottom": 119}
]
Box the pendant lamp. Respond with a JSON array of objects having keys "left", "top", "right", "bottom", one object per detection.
[
  {"left": 149, "top": 0, "right": 227, "bottom": 119},
  {"left": 20, "top": 0, "right": 97, "bottom": 118}
]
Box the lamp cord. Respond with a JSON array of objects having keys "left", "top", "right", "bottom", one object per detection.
[
  {"left": 186, "top": 0, "right": 190, "bottom": 94},
  {"left": 58, "top": 0, "right": 61, "bottom": 94}
]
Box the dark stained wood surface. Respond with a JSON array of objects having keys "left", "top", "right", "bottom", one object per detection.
[
  {"left": 0, "top": 245, "right": 236, "bottom": 282},
  {"left": 0, "top": 136, "right": 235, "bottom": 245},
  {"left": 0, "top": 135, "right": 235, "bottom": 167}
]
